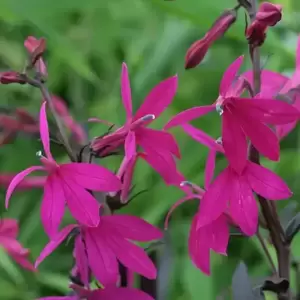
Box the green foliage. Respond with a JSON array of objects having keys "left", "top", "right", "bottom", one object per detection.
[{"left": 0, "top": 0, "right": 299, "bottom": 299}]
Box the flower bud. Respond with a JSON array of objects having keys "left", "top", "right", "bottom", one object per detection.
[
  {"left": 256, "top": 2, "right": 282, "bottom": 26},
  {"left": 0, "top": 72, "right": 26, "bottom": 85},
  {"left": 185, "top": 9, "right": 237, "bottom": 69}
]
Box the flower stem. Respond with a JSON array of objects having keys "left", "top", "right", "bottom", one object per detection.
[{"left": 247, "top": 0, "right": 290, "bottom": 299}]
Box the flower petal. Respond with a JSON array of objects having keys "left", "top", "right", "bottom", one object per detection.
[
  {"left": 209, "top": 215, "right": 229, "bottom": 255},
  {"left": 121, "top": 63, "right": 133, "bottom": 120},
  {"left": 41, "top": 175, "right": 66, "bottom": 237},
  {"left": 60, "top": 163, "right": 121, "bottom": 192},
  {"left": 230, "top": 172, "right": 258, "bottom": 236},
  {"left": 61, "top": 178, "right": 100, "bottom": 228},
  {"left": 164, "top": 105, "right": 215, "bottom": 130},
  {"left": 5, "top": 166, "right": 45, "bottom": 209},
  {"left": 90, "top": 287, "right": 154, "bottom": 300},
  {"left": 75, "top": 236, "right": 89, "bottom": 287},
  {"left": 125, "top": 130, "right": 136, "bottom": 161},
  {"left": 236, "top": 113, "right": 280, "bottom": 161},
  {"left": 134, "top": 75, "right": 178, "bottom": 120},
  {"left": 35, "top": 224, "right": 77, "bottom": 268},
  {"left": 220, "top": 56, "right": 244, "bottom": 97},
  {"left": 181, "top": 124, "right": 223, "bottom": 152},
  {"left": 236, "top": 98, "right": 300, "bottom": 125},
  {"left": 39, "top": 101, "right": 54, "bottom": 161},
  {"left": 10, "top": 252, "right": 35, "bottom": 272},
  {"left": 246, "top": 162, "right": 292, "bottom": 200},
  {"left": 0, "top": 219, "right": 18, "bottom": 238},
  {"left": 205, "top": 149, "right": 217, "bottom": 190},
  {"left": 222, "top": 111, "right": 247, "bottom": 174},
  {"left": 188, "top": 215, "right": 211, "bottom": 275},
  {"left": 135, "top": 127, "right": 180, "bottom": 158},
  {"left": 102, "top": 215, "right": 163, "bottom": 242},
  {"left": 84, "top": 227, "right": 119, "bottom": 285},
  {"left": 104, "top": 231, "right": 157, "bottom": 279},
  {"left": 197, "top": 168, "right": 230, "bottom": 227}
]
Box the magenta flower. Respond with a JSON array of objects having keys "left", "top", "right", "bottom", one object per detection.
[
  {"left": 197, "top": 161, "right": 292, "bottom": 235},
  {"left": 0, "top": 219, "right": 35, "bottom": 271},
  {"left": 165, "top": 56, "right": 300, "bottom": 174},
  {"left": 35, "top": 214, "right": 163, "bottom": 285},
  {"left": 165, "top": 183, "right": 229, "bottom": 275},
  {"left": 91, "top": 63, "right": 180, "bottom": 160},
  {"left": 5, "top": 102, "right": 121, "bottom": 237},
  {"left": 38, "top": 286, "right": 154, "bottom": 300}
]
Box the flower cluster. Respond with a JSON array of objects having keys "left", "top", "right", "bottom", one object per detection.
[{"left": 1, "top": 1, "right": 300, "bottom": 299}]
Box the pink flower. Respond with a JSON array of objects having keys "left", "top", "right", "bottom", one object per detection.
[
  {"left": 5, "top": 102, "right": 121, "bottom": 237},
  {"left": 0, "top": 219, "right": 35, "bottom": 271},
  {"left": 165, "top": 183, "right": 229, "bottom": 275},
  {"left": 24, "top": 36, "right": 47, "bottom": 76},
  {"left": 91, "top": 63, "right": 180, "bottom": 160},
  {"left": 165, "top": 56, "right": 300, "bottom": 174},
  {"left": 38, "top": 286, "right": 154, "bottom": 300},
  {"left": 35, "top": 215, "right": 163, "bottom": 285},
  {"left": 197, "top": 161, "right": 292, "bottom": 235}
]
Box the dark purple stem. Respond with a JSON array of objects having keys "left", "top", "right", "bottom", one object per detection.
[{"left": 247, "top": 0, "right": 290, "bottom": 299}]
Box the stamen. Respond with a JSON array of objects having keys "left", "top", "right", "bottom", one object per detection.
[
  {"left": 142, "top": 114, "right": 155, "bottom": 121},
  {"left": 215, "top": 137, "right": 222, "bottom": 145},
  {"left": 36, "top": 150, "right": 43, "bottom": 158},
  {"left": 216, "top": 104, "right": 224, "bottom": 115}
]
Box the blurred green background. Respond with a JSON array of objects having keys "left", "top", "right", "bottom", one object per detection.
[{"left": 0, "top": 0, "right": 300, "bottom": 299}]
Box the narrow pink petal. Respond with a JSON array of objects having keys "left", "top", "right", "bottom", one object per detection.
[
  {"left": 188, "top": 215, "right": 211, "bottom": 275},
  {"left": 209, "top": 215, "right": 229, "bottom": 255},
  {"left": 236, "top": 98, "right": 300, "bottom": 125},
  {"left": 125, "top": 131, "right": 136, "bottom": 161},
  {"left": 41, "top": 175, "right": 66, "bottom": 237},
  {"left": 105, "top": 232, "right": 157, "bottom": 279},
  {"left": 75, "top": 236, "right": 89, "bottom": 287},
  {"left": 10, "top": 252, "right": 36, "bottom": 272},
  {"left": 121, "top": 63, "right": 133, "bottom": 120},
  {"left": 135, "top": 127, "right": 181, "bottom": 158},
  {"left": 120, "top": 155, "right": 138, "bottom": 203},
  {"left": 39, "top": 102, "right": 54, "bottom": 161},
  {"left": 90, "top": 287, "right": 154, "bottom": 300},
  {"left": 246, "top": 162, "right": 292, "bottom": 200},
  {"left": 0, "top": 219, "right": 18, "bottom": 238},
  {"left": 276, "top": 122, "right": 297, "bottom": 140},
  {"left": 242, "top": 70, "right": 288, "bottom": 97},
  {"left": 197, "top": 168, "right": 230, "bottom": 227},
  {"left": 219, "top": 56, "right": 244, "bottom": 97},
  {"left": 181, "top": 124, "right": 223, "bottom": 152},
  {"left": 222, "top": 111, "right": 247, "bottom": 174},
  {"left": 84, "top": 227, "right": 119, "bottom": 285},
  {"left": 5, "top": 166, "right": 45, "bottom": 209},
  {"left": 229, "top": 172, "right": 258, "bottom": 236},
  {"left": 205, "top": 149, "right": 217, "bottom": 190},
  {"left": 102, "top": 215, "right": 163, "bottom": 242},
  {"left": 134, "top": 75, "right": 178, "bottom": 120},
  {"left": 0, "top": 237, "right": 28, "bottom": 254},
  {"left": 35, "top": 224, "right": 77, "bottom": 268},
  {"left": 236, "top": 113, "right": 280, "bottom": 161},
  {"left": 61, "top": 177, "right": 100, "bottom": 227},
  {"left": 139, "top": 151, "right": 180, "bottom": 185},
  {"left": 60, "top": 163, "right": 121, "bottom": 192},
  {"left": 165, "top": 195, "right": 199, "bottom": 229},
  {"left": 164, "top": 105, "right": 215, "bottom": 130}
]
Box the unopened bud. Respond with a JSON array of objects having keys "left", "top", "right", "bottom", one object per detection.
[
  {"left": 0, "top": 72, "right": 26, "bottom": 85},
  {"left": 185, "top": 9, "right": 238, "bottom": 69},
  {"left": 256, "top": 2, "right": 282, "bottom": 26}
]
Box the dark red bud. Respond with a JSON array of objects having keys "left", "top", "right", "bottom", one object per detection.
[
  {"left": 185, "top": 9, "right": 237, "bottom": 69},
  {"left": 256, "top": 2, "right": 282, "bottom": 26},
  {"left": 0, "top": 72, "right": 26, "bottom": 85},
  {"left": 246, "top": 20, "right": 267, "bottom": 47}
]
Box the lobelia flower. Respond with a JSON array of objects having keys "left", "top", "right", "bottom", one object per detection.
[
  {"left": 24, "top": 36, "right": 47, "bottom": 76},
  {"left": 178, "top": 124, "right": 293, "bottom": 235},
  {"left": 91, "top": 63, "right": 180, "bottom": 161},
  {"left": 165, "top": 182, "right": 229, "bottom": 275},
  {"left": 165, "top": 56, "right": 300, "bottom": 174},
  {"left": 185, "top": 8, "right": 237, "bottom": 69},
  {"left": 35, "top": 215, "right": 163, "bottom": 285},
  {"left": 5, "top": 102, "right": 121, "bottom": 237},
  {"left": 0, "top": 218, "right": 35, "bottom": 271},
  {"left": 246, "top": 2, "right": 282, "bottom": 47}
]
